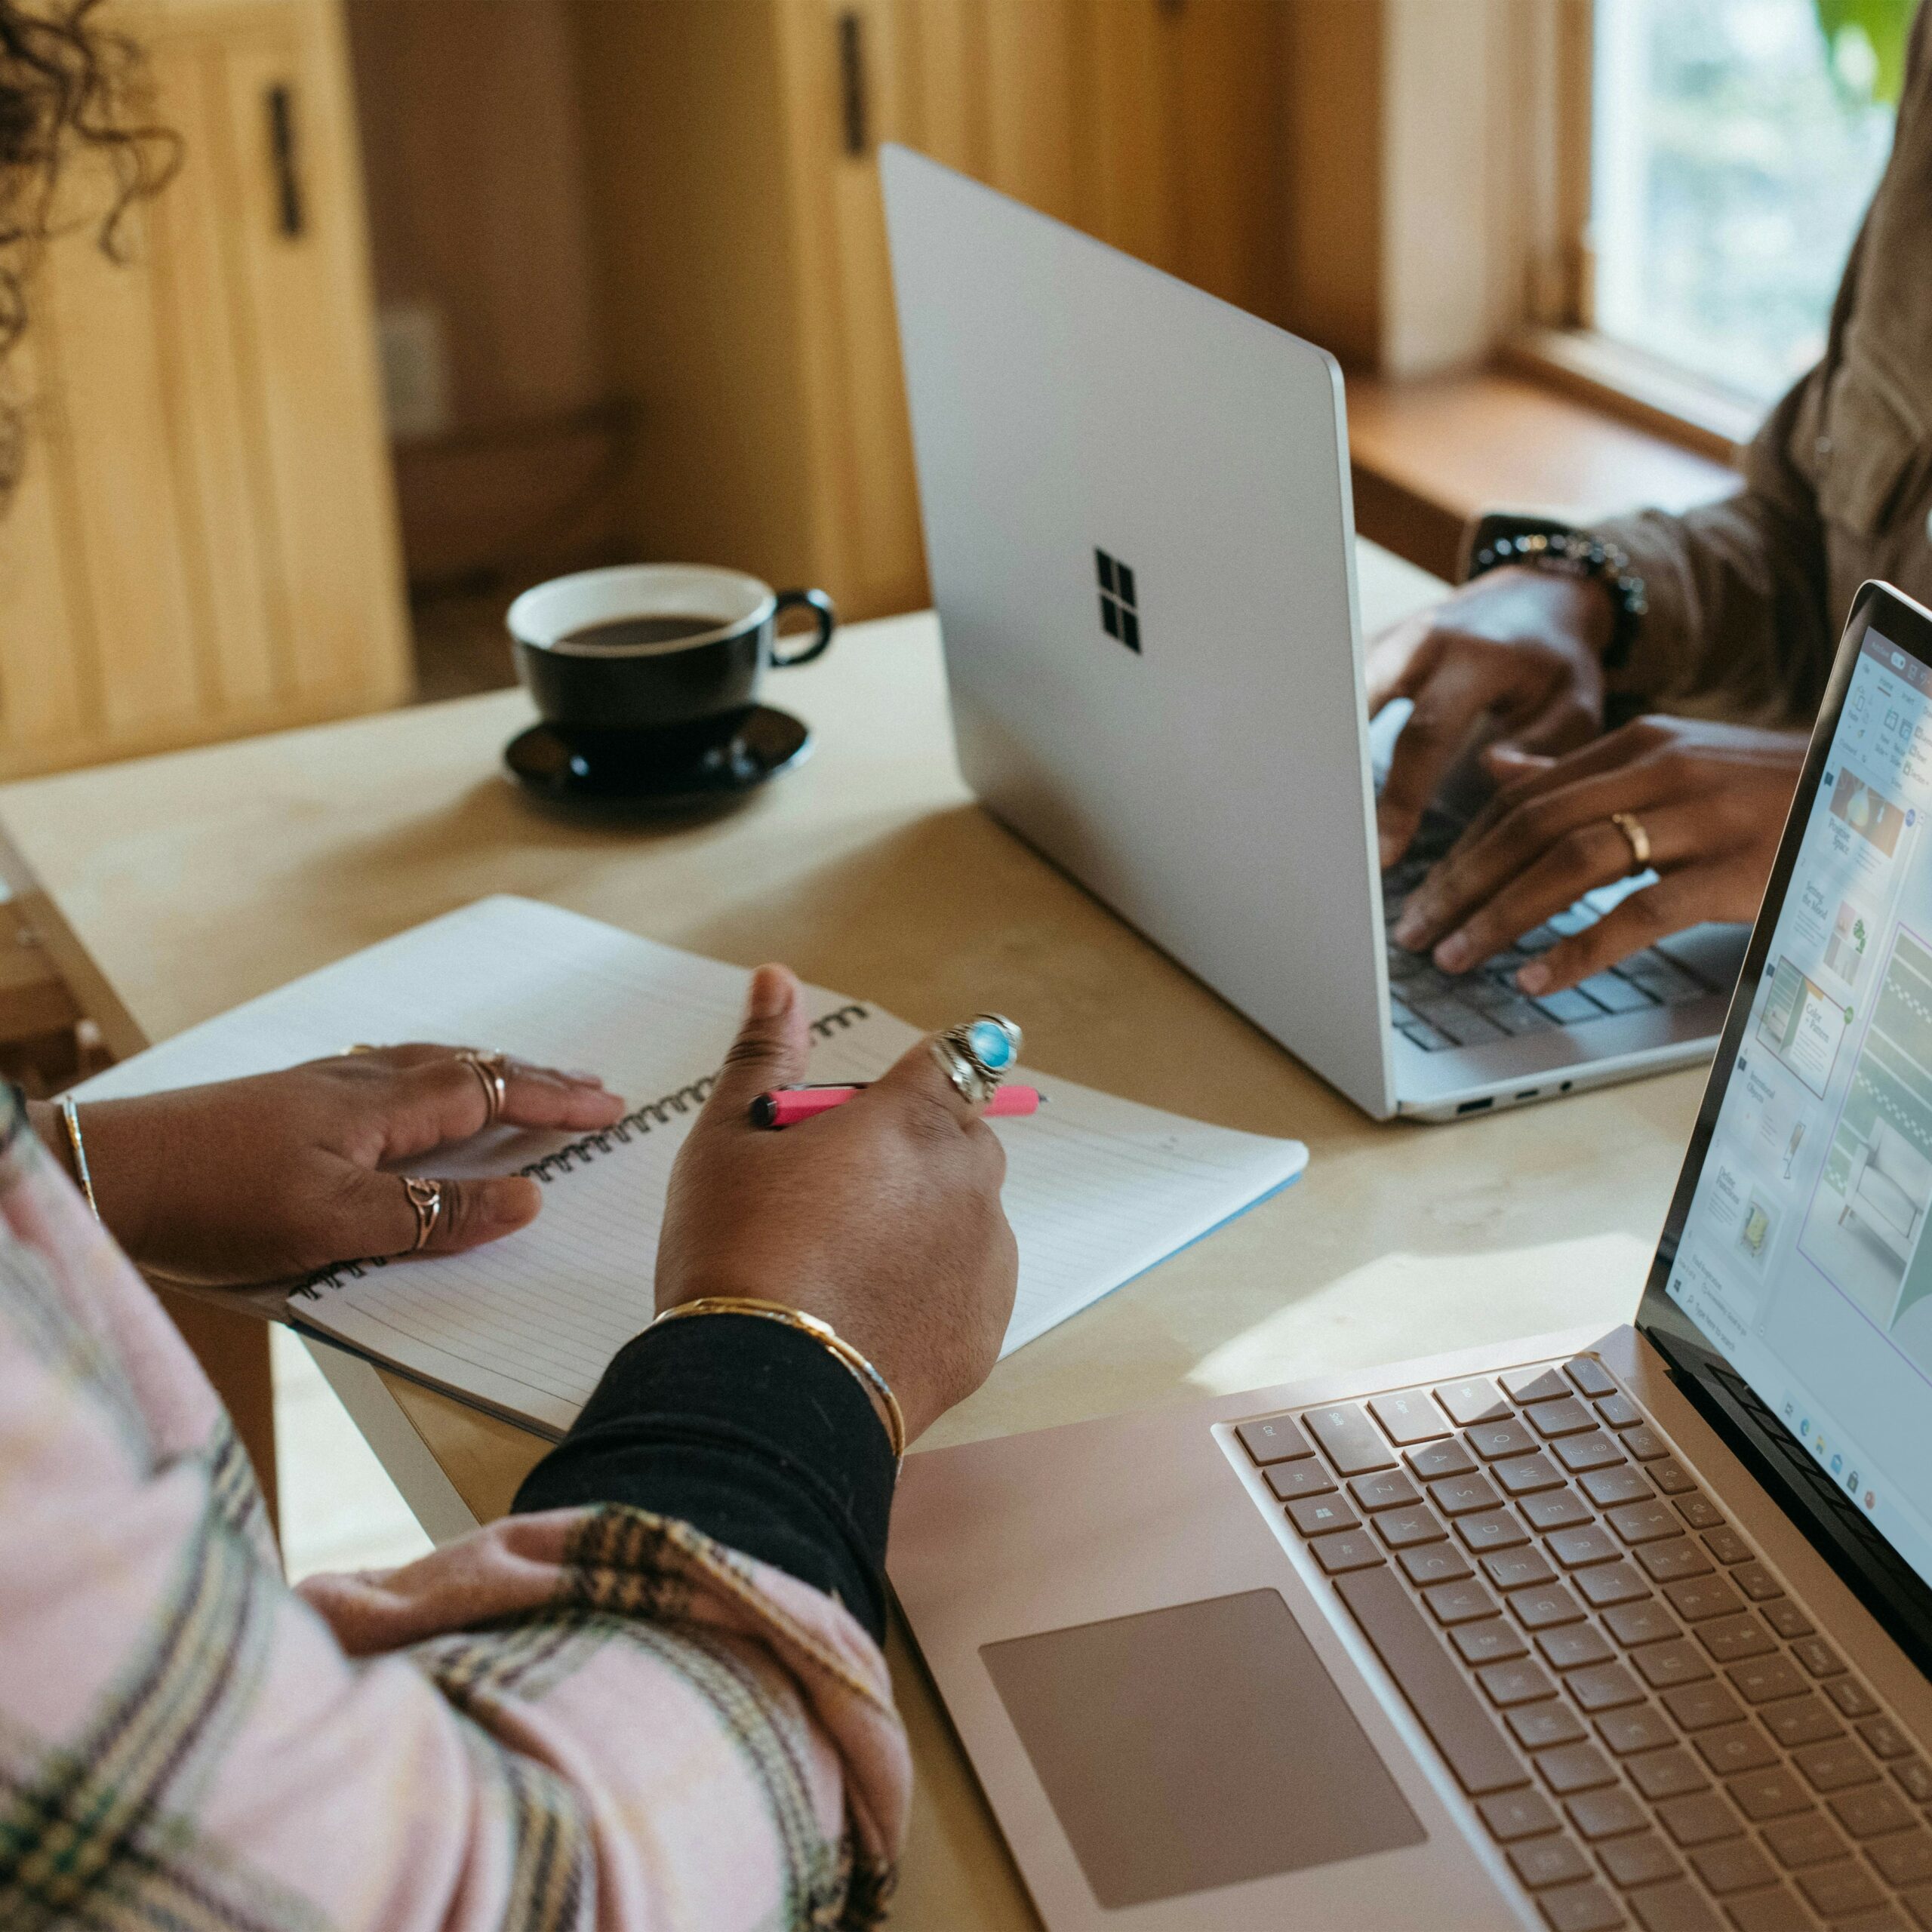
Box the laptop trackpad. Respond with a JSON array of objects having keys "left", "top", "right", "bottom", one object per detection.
[{"left": 982, "top": 1589, "right": 1424, "bottom": 1909}]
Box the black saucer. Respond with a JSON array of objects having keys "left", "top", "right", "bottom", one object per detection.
[{"left": 504, "top": 707, "right": 811, "bottom": 815}]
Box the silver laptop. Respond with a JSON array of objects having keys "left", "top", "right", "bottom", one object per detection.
[
  {"left": 892, "top": 580, "right": 1932, "bottom": 1931},
  {"left": 880, "top": 146, "right": 1746, "bottom": 1122}
]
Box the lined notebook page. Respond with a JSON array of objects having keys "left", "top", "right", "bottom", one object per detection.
[{"left": 78, "top": 897, "right": 1306, "bottom": 1435}]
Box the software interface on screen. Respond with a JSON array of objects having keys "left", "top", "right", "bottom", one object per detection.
[{"left": 1668, "top": 623, "right": 1932, "bottom": 1592}]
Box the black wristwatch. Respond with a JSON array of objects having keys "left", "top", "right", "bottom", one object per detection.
[{"left": 1463, "top": 512, "right": 1648, "bottom": 673}]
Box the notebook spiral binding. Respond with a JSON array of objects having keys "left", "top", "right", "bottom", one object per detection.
[{"left": 291, "top": 1003, "right": 872, "bottom": 1299}]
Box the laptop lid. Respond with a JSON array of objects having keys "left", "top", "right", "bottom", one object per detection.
[
  {"left": 879, "top": 144, "right": 1396, "bottom": 1117},
  {"left": 1639, "top": 580, "right": 1932, "bottom": 1675}
]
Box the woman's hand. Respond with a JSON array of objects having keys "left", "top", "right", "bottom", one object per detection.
[
  {"left": 35, "top": 1048, "right": 625, "bottom": 1287},
  {"left": 656, "top": 966, "right": 1018, "bottom": 1444},
  {"left": 1370, "top": 568, "right": 1614, "bottom": 866},
  {"left": 1390, "top": 717, "right": 1808, "bottom": 992}
]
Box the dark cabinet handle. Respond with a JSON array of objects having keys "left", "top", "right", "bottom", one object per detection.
[
  {"left": 265, "top": 82, "right": 305, "bottom": 238},
  {"left": 838, "top": 11, "right": 866, "bottom": 156}
]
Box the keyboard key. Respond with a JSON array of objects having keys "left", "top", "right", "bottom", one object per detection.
[
  {"left": 1512, "top": 1701, "right": 1590, "bottom": 1750},
  {"left": 1641, "top": 1544, "right": 1716, "bottom": 1588},
  {"left": 1287, "top": 1494, "right": 1361, "bottom": 1537},
  {"left": 1584, "top": 1467, "right": 1656, "bottom": 1509},
  {"left": 1658, "top": 1792, "right": 1745, "bottom": 1847},
  {"left": 1625, "top": 1427, "right": 1669, "bottom": 1461},
  {"left": 1611, "top": 1501, "right": 1687, "bottom": 1546},
  {"left": 1636, "top": 1641, "right": 1714, "bottom": 1691},
  {"left": 1568, "top": 1787, "right": 1647, "bottom": 1841},
  {"left": 1665, "top": 1577, "right": 1743, "bottom": 1623},
  {"left": 1470, "top": 1417, "right": 1540, "bottom": 1460},
  {"left": 1460, "top": 1510, "right": 1531, "bottom": 1553},
  {"left": 1304, "top": 1404, "right": 1397, "bottom": 1475},
  {"left": 1267, "top": 1462, "right": 1338, "bottom": 1503},
  {"left": 1623, "top": 960, "right": 1708, "bottom": 1007},
  {"left": 1727, "top": 1769, "right": 1812, "bottom": 1821},
  {"left": 1540, "top": 1880, "right": 1626, "bottom": 1932},
  {"left": 1367, "top": 1389, "right": 1452, "bottom": 1445},
  {"left": 1727, "top": 1658, "right": 1808, "bottom": 1707},
  {"left": 1497, "top": 1453, "right": 1569, "bottom": 1496},
  {"left": 1831, "top": 1785, "right": 1915, "bottom": 1839},
  {"left": 1630, "top": 1879, "right": 1724, "bottom": 1932},
  {"left": 1647, "top": 1461, "right": 1698, "bottom": 1499},
  {"left": 1698, "top": 1616, "right": 1776, "bottom": 1665},
  {"left": 1759, "top": 1601, "right": 1814, "bottom": 1640},
  {"left": 1505, "top": 1366, "right": 1574, "bottom": 1404},
  {"left": 1481, "top": 1660, "right": 1561, "bottom": 1708},
  {"left": 1399, "top": 1019, "right": 1453, "bottom": 1051},
  {"left": 1549, "top": 1525, "right": 1621, "bottom": 1569},
  {"left": 1524, "top": 1490, "right": 1595, "bottom": 1533},
  {"left": 1511, "top": 1835, "right": 1595, "bottom": 1889},
  {"left": 1598, "top": 1393, "right": 1643, "bottom": 1430},
  {"left": 1795, "top": 1861, "right": 1882, "bottom": 1918},
  {"left": 1600, "top": 1830, "right": 1682, "bottom": 1888},
  {"left": 1532, "top": 1398, "right": 1598, "bottom": 1439},
  {"left": 1598, "top": 1707, "right": 1676, "bottom": 1756},
  {"left": 1673, "top": 1494, "right": 1726, "bottom": 1534},
  {"left": 1578, "top": 1562, "right": 1654, "bottom": 1610},
  {"left": 1454, "top": 1620, "right": 1531, "bottom": 1666},
  {"left": 1513, "top": 1584, "right": 1587, "bottom": 1631},
  {"left": 1377, "top": 1504, "right": 1448, "bottom": 1549},
  {"left": 1664, "top": 1683, "right": 1747, "bottom": 1732},
  {"left": 1866, "top": 1830, "right": 1932, "bottom": 1887},
  {"left": 1313, "top": 1530, "right": 1386, "bottom": 1574},
  {"left": 1540, "top": 1625, "right": 1615, "bottom": 1672},
  {"left": 1436, "top": 1006, "right": 1507, "bottom": 1048},
  {"left": 1407, "top": 1438, "right": 1478, "bottom": 1481},
  {"left": 1334, "top": 1566, "right": 1529, "bottom": 1795},
  {"left": 1721, "top": 1887, "right": 1813, "bottom": 1932},
  {"left": 1763, "top": 1813, "right": 1851, "bottom": 1868},
  {"left": 1481, "top": 1787, "right": 1564, "bottom": 1840},
  {"left": 1485, "top": 1549, "right": 1559, "bottom": 1592},
  {"left": 1567, "top": 1358, "right": 1618, "bottom": 1399},
  {"left": 1568, "top": 1663, "right": 1646, "bottom": 1712},
  {"left": 1823, "top": 1678, "right": 1879, "bottom": 1718},
  {"left": 1760, "top": 1697, "right": 1844, "bottom": 1749},
  {"left": 1238, "top": 1414, "right": 1313, "bottom": 1464},
  {"left": 1791, "top": 1639, "right": 1846, "bottom": 1681},
  {"left": 1540, "top": 1743, "right": 1619, "bottom": 1794},
  {"left": 1795, "top": 1741, "right": 1879, "bottom": 1792},
  {"left": 1579, "top": 974, "right": 1659, "bottom": 1018},
  {"left": 1695, "top": 1726, "right": 1777, "bottom": 1777},
  {"left": 1426, "top": 1578, "right": 1500, "bottom": 1626},
  {"left": 1534, "top": 988, "right": 1604, "bottom": 1026},
  {"left": 1906, "top": 1888, "right": 1932, "bottom": 1932},
  {"left": 1491, "top": 997, "right": 1561, "bottom": 1037},
  {"left": 1430, "top": 1472, "right": 1503, "bottom": 1516},
  {"left": 1434, "top": 1377, "right": 1512, "bottom": 1428},
  {"left": 1700, "top": 1524, "right": 1752, "bottom": 1560},
  {"left": 1689, "top": 1841, "right": 1777, "bottom": 1896},
  {"left": 1606, "top": 1601, "right": 1681, "bottom": 1648},
  {"left": 1399, "top": 1543, "right": 1474, "bottom": 1586},
  {"left": 1557, "top": 1433, "right": 1629, "bottom": 1475},
  {"left": 1349, "top": 1469, "right": 1422, "bottom": 1513},
  {"left": 1629, "top": 1748, "right": 1711, "bottom": 1800},
  {"left": 1894, "top": 1758, "right": 1932, "bottom": 1804}
]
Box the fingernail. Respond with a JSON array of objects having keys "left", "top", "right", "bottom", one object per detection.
[
  {"left": 1434, "top": 934, "right": 1470, "bottom": 973},
  {"left": 1392, "top": 910, "right": 1425, "bottom": 949},
  {"left": 1518, "top": 961, "right": 1551, "bottom": 995},
  {"left": 746, "top": 964, "right": 791, "bottom": 1020}
]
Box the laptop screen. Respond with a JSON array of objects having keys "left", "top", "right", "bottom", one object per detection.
[{"left": 1641, "top": 583, "right": 1932, "bottom": 1658}]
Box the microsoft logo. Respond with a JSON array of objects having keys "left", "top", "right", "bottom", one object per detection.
[{"left": 1095, "top": 547, "right": 1141, "bottom": 654}]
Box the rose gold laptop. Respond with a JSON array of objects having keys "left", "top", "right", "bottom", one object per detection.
[{"left": 891, "top": 583, "right": 1932, "bottom": 1931}]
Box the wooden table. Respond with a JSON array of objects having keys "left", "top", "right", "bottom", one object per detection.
[{"left": 0, "top": 542, "right": 1707, "bottom": 1927}]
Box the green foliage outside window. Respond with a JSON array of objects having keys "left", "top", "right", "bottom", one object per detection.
[{"left": 1815, "top": 0, "right": 1915, "bottom": 103}]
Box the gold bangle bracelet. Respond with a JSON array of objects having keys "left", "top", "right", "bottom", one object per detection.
[{"left": 650, "top": 1295, "right": 907, "bottom": 1460}]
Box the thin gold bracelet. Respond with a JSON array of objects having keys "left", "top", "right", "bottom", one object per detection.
[
  {"left": 651, "top": 1296, "right": 907, "bottom": 1460},
  {"left": 60, "top": 1095, "right": 102, "bottom": 1223}
]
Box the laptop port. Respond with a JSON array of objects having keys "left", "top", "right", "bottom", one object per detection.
[
  {"left": 1457, "top": 1097, "right": 1493, "bottom": 1115},
  {"left": 1515, "top": 1090, "right": 1540, "bottom": 1102}
]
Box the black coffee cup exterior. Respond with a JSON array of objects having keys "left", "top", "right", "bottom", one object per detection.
[{"left": 514, "top": 586, "right": 835, "bottom": 738}]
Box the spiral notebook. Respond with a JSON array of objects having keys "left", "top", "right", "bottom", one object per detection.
[{"left": 76, "top": 897, "right": 1308, "bottom": 1437}]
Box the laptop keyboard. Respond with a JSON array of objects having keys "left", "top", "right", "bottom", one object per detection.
[
  {"left": 1385, "top": 811, "right": 1715, "bottom": 1053},
  {"left": 1233, "top": 1356, "right": 1932, "bottom": 1930}
]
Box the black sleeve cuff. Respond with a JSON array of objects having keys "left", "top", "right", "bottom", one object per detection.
[{"left": 512, "top": 1312, "right": 898, "bottom": 1643}]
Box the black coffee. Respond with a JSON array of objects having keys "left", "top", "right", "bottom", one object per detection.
[{"left": 558, "top": 614, "right": 734, "bottom": 651}]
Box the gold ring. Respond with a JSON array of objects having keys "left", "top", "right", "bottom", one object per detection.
[
  {"left": 457, "top": 1049, "right": 509, "bottom": 1126},
  {"left": 346, "top": 1043, "right": 378, "bottom": 1056},
  {"left": 402, "top": 1175, "right": 443, "bottom": 1253},
  {"left": 1610, "top": 811, "right": 1652, "bottom": 872}
]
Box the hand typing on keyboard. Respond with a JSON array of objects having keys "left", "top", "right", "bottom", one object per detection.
[{"left": 1389, "top": 717, "right": 1806, "bottom": 996}]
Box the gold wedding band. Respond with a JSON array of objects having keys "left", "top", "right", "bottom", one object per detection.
[
  {"left": 402, "top": 1175, "right": 444, "bottom": 1253},
  {"left": 457, "top": 1048, "right": 509, "bottom": 1126},
  {"left": 1610, "top": 810, "right": 1652, "bottom": 872}
]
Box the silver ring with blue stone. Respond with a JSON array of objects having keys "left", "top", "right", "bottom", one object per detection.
[{"left": 931, "top": 1013, "right": 1023, "bottom": 1106}]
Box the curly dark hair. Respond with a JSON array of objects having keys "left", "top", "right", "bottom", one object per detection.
[{"left": 0, "top": 0, "right": 176, "bottom": 485}]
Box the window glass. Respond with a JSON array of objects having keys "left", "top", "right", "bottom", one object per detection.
[{"left": 1591, "top": 0, "right": 1902, "bottom": 406}]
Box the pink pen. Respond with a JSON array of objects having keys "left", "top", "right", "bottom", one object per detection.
[{"left": 751, "top": 1083, "right": 1044, "bottom": 1128}]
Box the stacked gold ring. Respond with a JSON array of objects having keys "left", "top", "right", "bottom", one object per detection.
[
  {"left": 402, "top": 1175, "right": 444, "bottom": 1252},
  {"left": 457, "top": 1048, "right": 509, "bottom": 1126},
  {"left": 1610, "top": 811, "right": 1652, "bottom": 872}
]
